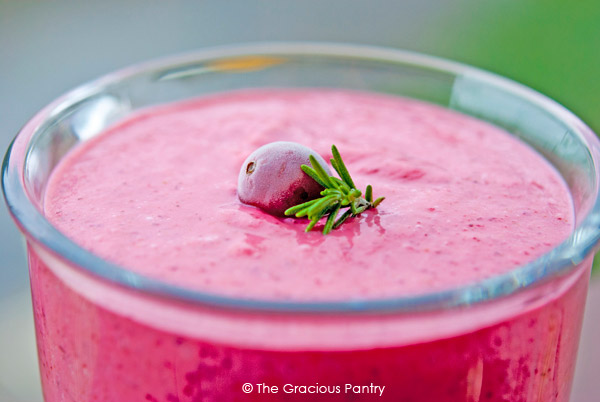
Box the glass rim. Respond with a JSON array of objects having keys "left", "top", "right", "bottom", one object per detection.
[{"left": 3, "top": 42, "right": 600, "bottom": 313}]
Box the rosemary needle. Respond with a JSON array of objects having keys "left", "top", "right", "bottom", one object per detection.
[{"left": 284, "top": 145, "right": 385, "bottom": 235}]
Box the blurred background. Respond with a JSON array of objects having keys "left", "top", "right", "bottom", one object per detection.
[{"left": 1, "top": 1, "right": 599, "bottom": 401}]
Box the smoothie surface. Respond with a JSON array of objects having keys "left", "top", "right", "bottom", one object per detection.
[{"left": 44, "top": 90, "right": 573, "bottom": 301}]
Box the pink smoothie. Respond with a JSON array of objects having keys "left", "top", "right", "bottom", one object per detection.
[
  {"left": 33, "top": 90, "right": 586, "bottom": 401},
  {"left": 45, "top": 90, "right": 572, "bottom": 300}
]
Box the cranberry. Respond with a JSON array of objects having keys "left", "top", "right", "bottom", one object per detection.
[{"left": 237, "top": 141, "right": 331, "bottom": 216}]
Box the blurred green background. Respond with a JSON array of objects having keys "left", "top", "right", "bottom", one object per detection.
[
  {"left": 430, "top": 0, "right": 600, "bottom": 136},
  {"left": 1, "top": 1, "right": 599, "bottom": 401}
]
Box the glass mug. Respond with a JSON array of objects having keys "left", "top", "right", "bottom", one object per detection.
[{"left": 3, "top": 43, "right": 600, "bottom": 401}]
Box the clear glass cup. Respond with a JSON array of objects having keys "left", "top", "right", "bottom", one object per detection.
[{"left": 3, "top": 43, "right": 600, "bottom": 402}]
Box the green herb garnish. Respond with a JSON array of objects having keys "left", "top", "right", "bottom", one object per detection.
[{"left": 284, "top": 145, "right": 385, "bottom": 234}]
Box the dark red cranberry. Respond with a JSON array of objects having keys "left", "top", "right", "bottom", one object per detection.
[{"left": 237, "top": 141, "right": 331, "bottom": 216}]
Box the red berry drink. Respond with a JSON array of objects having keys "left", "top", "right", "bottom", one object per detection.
[{"left": 4, "top": 46, "right": 598, "bottom": 402}]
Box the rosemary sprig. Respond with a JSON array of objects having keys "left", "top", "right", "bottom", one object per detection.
[{"left": 284, "top": 145, "right": 385, "bottom": 234}]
